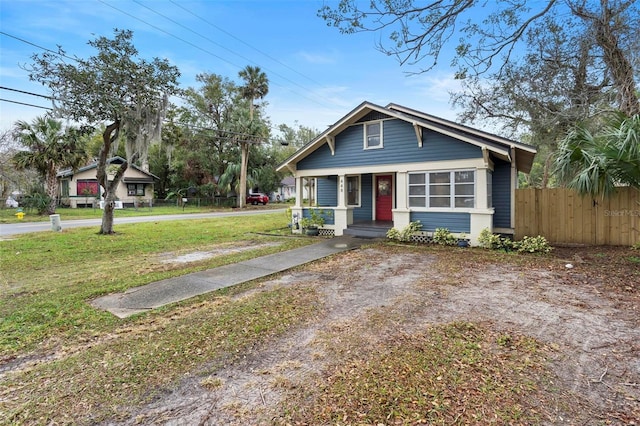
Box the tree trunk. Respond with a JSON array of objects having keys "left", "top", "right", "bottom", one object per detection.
[
  {"left": 45, "top": 164, "right": 58, "bottom": 215},
  {"left": 97, "top": 121, "right": 120, "bottom": 234},
  {"left": 576, "top": 1, "right": 640, "bottom": 116},
  {"left": 239, "top": 142, "right": 249, "bottom": 208},
  {"left": 596, "top": 8, "right": 640, "bottom": 116},
  {"left": 99, "top": 159, "right": 131, "bottom": 234},
  {"left": 100, "top": 199, "right": 115, "bottom": 234}
]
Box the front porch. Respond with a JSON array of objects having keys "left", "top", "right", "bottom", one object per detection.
[
  {"left": 291, "top": 203, "right": 401, "bottom": 238},
  {"left": 343, "top": 220, "right": 393, "bottom": 239}
]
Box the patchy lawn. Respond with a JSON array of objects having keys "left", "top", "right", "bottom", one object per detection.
[{"left": 1, "top": 242, "right": 639, "bottom": 425}]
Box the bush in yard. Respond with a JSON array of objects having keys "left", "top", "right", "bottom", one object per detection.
[
  {"left": 432, "top": 227, "right": 457, "bottom": 246},
  {"left": 513, "top": 235, "right": 553, "bottom": 253},
  {"left": 479, "top": 228, "right": 552, "bottom": 253},
  {"left": 478, "top": 228, "right": 513, "bottom": 250},
  {"left": 387, "top": 221, "right": 422, "bottom": 242},
  {"left": 21, "top": 190, "right": 51, "bottom": 215}
]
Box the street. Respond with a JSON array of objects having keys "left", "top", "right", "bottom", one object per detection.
[{"left": 0, "top": 209, "right": 286, "bottom": 237}]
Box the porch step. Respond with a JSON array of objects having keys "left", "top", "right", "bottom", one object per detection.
[{"left": 343, "top": 221, "right": 392, "bottom": 239}]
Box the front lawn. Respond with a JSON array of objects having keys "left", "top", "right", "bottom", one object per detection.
[
  {"left": 0, "top": 211, "right": 307, "bottom": 357},
  {"left": 0, "top": 203, "right": 284, "bottom": 223},
  {"left": 1, "top": 220, "right": 638, "bottom": 424}
]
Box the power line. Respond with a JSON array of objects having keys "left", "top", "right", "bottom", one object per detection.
[
  {"left": 168, "top": 0, "right": 325, "bottom": 88},
  {"left": 0, "top": 31, "right": 77, "bottom": 62},
  {"left": 98, "top": 0, "right": 335, "bottom": 109},
  {"left": 96, "top": 0, "right": 245, "bottom": 69},
  {"left": 0, "top": 83, "right": 279, "bottom": 140},
  {"left": 135, "top": 0, "right": 330, "bottom": 103},
  {"left": 0, "top": 98, "right": 52, "bottom": 110},
  {"left": 0, "top": 33, "right": 305, "bottom": 138},
  {"left": 0, "top": 86, "right": 55, "bottom": 100}
]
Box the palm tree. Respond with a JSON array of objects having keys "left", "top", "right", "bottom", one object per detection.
[
  {"left": 238, "top": 65, "right": 269, "bottom": 120},
  {"left": 237, "top": 65, "right": 269, "bottom": 208},
  {"left": 13, "top": 116, "right": 88, "bottom": 215},
  {"left": 555, "top": 113, "right": 640, "bottom": 198}
]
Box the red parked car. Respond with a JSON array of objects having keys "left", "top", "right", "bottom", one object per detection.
[{"left": 246, "top": 192, "right": 269, "bottom": 205}]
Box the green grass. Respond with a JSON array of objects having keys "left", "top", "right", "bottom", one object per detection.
[
  {"left": 3, "top": 285, "right": 320, "bottom": 424},
  {"left": 0, "top": 211, "right": 309, "bottom": 356},
  {"left": 0, "top": 204, "right": 284, "bottom": 223}
]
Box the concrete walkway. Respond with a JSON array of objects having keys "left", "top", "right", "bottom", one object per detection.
[{"left": 91, "top": 236, "right": 368, "bottom": 318}]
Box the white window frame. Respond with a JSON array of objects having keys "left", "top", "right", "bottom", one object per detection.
[
  {"left": 346, "top": 175, "right": 361, "bottom": 207},
  {"left": 408, "top": 169, "right": 476, "bottom": 211},
  {"left": 127, "top": 183, "right": 145, "bottom": 196},
  {"left": 364, "top": 121, "right": 383, "bottom": 150}
]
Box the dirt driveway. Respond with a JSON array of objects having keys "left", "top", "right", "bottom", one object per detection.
[{"left": 122, "top": 244, "right": 640, "bottom": 425}]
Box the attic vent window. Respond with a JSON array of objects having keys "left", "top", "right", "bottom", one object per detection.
[{"left": 364, "top": 121, "right": 382, "bottom": 149}]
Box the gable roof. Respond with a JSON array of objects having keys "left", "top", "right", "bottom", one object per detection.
[
  {"left": 57, "top": 156, "right": 159, "bottom": 181},
  {"left": 277, "top": 101, "right": 537, "bottom": 174}
]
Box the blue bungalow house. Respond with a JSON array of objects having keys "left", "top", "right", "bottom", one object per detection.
[{"left": 277, "top": 101, "right": 536, "bottom": 245}]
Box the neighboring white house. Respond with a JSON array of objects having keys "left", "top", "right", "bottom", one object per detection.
[
  {"left": 57, "top": 156, "right": 158, "bottom": 208},
  {"left": 276, "top": 176, "right": 315, "bottom": 202}
]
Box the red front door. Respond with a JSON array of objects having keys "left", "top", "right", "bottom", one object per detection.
[{"left": 375, "top": 175, "right": 393, "bottom": 221}]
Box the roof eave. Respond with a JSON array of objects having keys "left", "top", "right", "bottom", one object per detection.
[{"left": 277, "top": 101, "right": 388, "bottom": 171}]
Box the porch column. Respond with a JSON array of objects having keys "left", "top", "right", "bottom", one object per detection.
[
  {"left": 475, "top": 168, "right": 488, "bottom": 210},
  {"left": 392, "top": 171, "right": 411, "bottom": 230},
  {"left": 469, "top": 167, "right": 494, "bottom": 246},
  {"left": 295, "top": 176, "right": 303, "bottom": 208},
  {"left": 290, "top": 176, "right": 304, "bottom": 234},
  {"left": 333, "top": 174, "right": 348, "bottom": 236},
  {"left": 337, "top": 174, "right": 346, "bottom": 208}
]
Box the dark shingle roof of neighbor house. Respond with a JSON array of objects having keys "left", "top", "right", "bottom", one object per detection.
[{"left": 57, "top": 156, "right": 159, "bottom": 181}]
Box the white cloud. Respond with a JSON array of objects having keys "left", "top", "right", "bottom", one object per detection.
[
  {"left": 296, "top": 50, "right": 339, "bottom": 65},
  {"left": 405, "top": 72, "right": 463, "bottom": 102}
]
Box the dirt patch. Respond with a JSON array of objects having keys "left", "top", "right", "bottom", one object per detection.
[
  {"left": 117, "top": 245, "right": 640, "bottom": 425},
  {"left": 156, "top": 241, "right": 283, "bottom": 264}
]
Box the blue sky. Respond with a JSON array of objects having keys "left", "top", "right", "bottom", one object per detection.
[{"left": 0, "top": 0, "right": 463, "bottom": 134}]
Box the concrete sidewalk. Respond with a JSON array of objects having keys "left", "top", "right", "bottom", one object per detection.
[{"left": 91, "top": 236, "right": 367, "bottom": 318}]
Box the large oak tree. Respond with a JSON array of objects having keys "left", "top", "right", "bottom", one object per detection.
[
  {"left": 319, "top": 0, "right": 639, "bottom": 116},
  {"left": 27, "top": 29, "right": 180, "bottom": 233}
]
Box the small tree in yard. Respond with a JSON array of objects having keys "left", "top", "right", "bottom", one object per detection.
[
  {"left": 12, "top": 116, "right": 88, "bottom": 215},
  {"left": 27, "top": 29, "right": 180, "bottom": 233}
]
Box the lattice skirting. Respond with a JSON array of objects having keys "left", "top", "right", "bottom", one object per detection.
[
  {"left": 410, "top": 231, "right": 434, "bottom": 244},
  {"left": 319, "top": 228, "right": 335, "bottom": 237}
]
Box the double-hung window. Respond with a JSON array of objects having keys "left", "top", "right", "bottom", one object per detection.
[
  {"left": 127, "top": 183, "right": 145, "bottom": 196},
  {"left": 364, "top": 122, "right": 382, "bottom": 149},
  {"left": 408, "top": 170, "right": 475, "bottom": 209}
]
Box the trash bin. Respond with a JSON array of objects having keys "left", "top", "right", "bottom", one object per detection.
[{"left": 49, "top": 214, "right": 62, "bottom": 232}]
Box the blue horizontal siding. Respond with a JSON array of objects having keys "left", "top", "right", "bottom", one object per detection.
[
  {"left": 353, "top": 174, "right": 373, "bottom": 221},
  {"left": 409, "top": 211, "right": 471, "bottom": 233},
  {"left": 302, "top": 208, "right": 335, "bottom": 225},
  {"left": 297, "top": 119, "right": 481, "bottom": 170},
  {"left": 492, "top": 159, "right": 512, "bottom": 228},
  {"left": 317, "top": 177, "right": 337, "bottom": 207}
]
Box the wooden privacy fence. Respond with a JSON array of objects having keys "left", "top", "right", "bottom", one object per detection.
[{"left": 515, "top": 187, "right": 640, "bottom": 246}]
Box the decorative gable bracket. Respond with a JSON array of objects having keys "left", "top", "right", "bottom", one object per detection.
[
  {"left": 325, "top": 135, "right": 335, "bottom": 156},
  {"left": 413, "top": 123, "right": 423, "bottom": 147}
]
